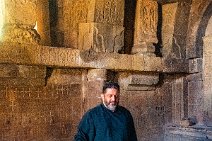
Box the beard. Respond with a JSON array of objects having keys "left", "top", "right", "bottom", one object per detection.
[{"left": 103, "top": 101, "right": 118, "bottom": 111}]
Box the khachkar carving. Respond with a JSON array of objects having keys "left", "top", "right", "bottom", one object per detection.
[
  {"left": 132, "top": 0, "right": 158, "bottom": 55},
  {"left": 65, "top": 0, "right": 88, "bottom": 30},
  {"left": 1, "top": 0, "right": 40, "bottom": 44},
  {"left": 95, "top": 0, "right": 124, "bottom": 25},
  {"left": 162, "top": 3, "right": 178, "bottom": 58},
  {"left": 79, "top": 23, "right": 124, "bottom": 53},
  {"left": 63, "top": 0, "right": 88, "bottom": 47},
  {"left": 78, "top": 0, "right": 125, "bottom": 53}
]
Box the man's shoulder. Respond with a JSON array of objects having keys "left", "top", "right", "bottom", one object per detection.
[
  {"left": 118, "top": 105, "right": 129, "bottom": 111},
  {"left": 117, "top": 105, "right": 132, "bottom": 114},
  {"left": 87, "top": 104, "right": 103, "bottom": 114}
]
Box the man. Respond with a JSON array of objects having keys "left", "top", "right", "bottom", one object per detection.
[{"left": 74, "top": 81, "right": 137, "bottom": 141}]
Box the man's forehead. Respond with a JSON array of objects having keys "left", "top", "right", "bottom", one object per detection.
[{"left": 104, "top": 88, "right": 119, "bottom": 94}]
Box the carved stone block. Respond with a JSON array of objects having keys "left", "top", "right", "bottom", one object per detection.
[
  {"left": 78, "top": 23, "right": 124, "bottom": 53},
  {"left": 162, "top": 2, "right": 178, "bottom": 57},
  {"left": 134, "top": 0, "right": 158, "bottom": 44},
  {"left": 87, "top": 69, "right": 107, "bottom": 81},
  {"left": 189, "top": 58, "right": 202, "bottom": 73},
  {"left": 94, "top": 0, "right": 124, "bottom": 25},
  {"left": 118, "top": 72, "right": 159, "bottom": 91}
]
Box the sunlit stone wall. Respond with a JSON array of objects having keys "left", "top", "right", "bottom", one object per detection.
[{"left": 0, "top": 0, "right": 5, "bottom": 39}]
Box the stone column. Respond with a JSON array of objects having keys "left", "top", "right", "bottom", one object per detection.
[
  {"left": 132, "top": 0, "right": 158, "bottom": 55},
  {"left": 1, "top": 0, "right": 40, "bottom": 44},
  {"left": 78, "top": 0, "right": 125, "bottom": 53},
  {"left": 203, "top": 36, "right": 212, "bottom": 126}
]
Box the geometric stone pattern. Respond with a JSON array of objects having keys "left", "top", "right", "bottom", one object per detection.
[
  {"left": 0, "top": 84, "right": 82, "bottom": 140},
  {"left": 121, "top": 90, "right": 167, "bottom": 141}
]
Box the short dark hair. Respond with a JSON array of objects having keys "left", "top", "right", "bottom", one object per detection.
[{"left": 102, "top": 81, "right": 120, "bottom": 93}]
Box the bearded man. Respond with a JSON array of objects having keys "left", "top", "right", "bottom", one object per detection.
[{"left": 74, "top": 81, "right": 137, "bottom": 141}]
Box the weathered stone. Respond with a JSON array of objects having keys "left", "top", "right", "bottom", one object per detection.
[
  {"left": 78, "top": 23, "right": 124, "bottom": 53},
  {"left": 186, "top": 0, "right": 211, "bottom": 59},
  {"left": 0, "top": 64, "right": 18, "bottom": 77},
  {"left": 94, "top": 0, "right": 124, "bottom": 25},
  {"left": 47, "top": 69, "right": 82, "bottom": 85},
  {"left": 5, "top": 0, "right": 37, "bottom": 25},
  {"left": 144, "top": 55, "right": 163, "bottom": 71},
  {"left": 162, "top": 2, "right": 178, "bottom": 57},
  {"left": 0, "top": 43, "right": 163, "bottom": 72},
  {"left": 87, "top": 69, "right": 107, "bottom": 81},
  {"left": 203, "top": 36, "right": 212, "bottom": 126},
  {"left": 189, "top": 58, "right": 203, "bottom": 73},
  {"left": 171, "top": 77, "right": 185, "bottom": 125},
  {"left": 164, "top": 126, "right": 211, "bottom": 141},
  {"left": 132, "top": 0, "right": 158, "bottom": 55},
  {"left": 186, "top": 73, "right": 203, "bottom": 82},
  {"left": 203, "top": 36, "right": 212, "bottom": 55},
  {"left": 0, "top": 1, "right": 211, "bottom": 141},
  {"left": 118, "top": 72, "right": 159, "bottom": 91},
  {"left": 1, "top": 24, "right": 40, "bottom": 44},
  {"left": 163, "top": 58, "right": 189, "bottom": 73},
  {"left": 188, "top": 81, "right": 204, "bottom": 118},
  {"left": 134, "top": 0, "right": 158, "bottom": 44},
  {"left": 1, "top": 0, "right": 40, "bottom": 44},
  {"left": 36, "top": 0, "right": 51, "bottom": 46}
]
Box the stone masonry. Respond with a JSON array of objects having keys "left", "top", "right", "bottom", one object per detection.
[{"left": 0, "top": 0, "right": 212, "bottom": 141}]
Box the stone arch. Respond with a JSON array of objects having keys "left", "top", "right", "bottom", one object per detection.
[{"left": 196, "top": 2, "right": 212, "bottom": 58}]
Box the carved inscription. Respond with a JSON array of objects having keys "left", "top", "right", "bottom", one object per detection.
[
  {"left": 140, "top": 0, "right": 157, "bottom": 41},
  {"left": 0, "top": 84, "right": 82, "bottom": 140},
  {"left": 95, "top": 0, "right": 124, "bottom": 25},
  {"left": 68, "top": 0, "right": 88, "bottom": 30}
]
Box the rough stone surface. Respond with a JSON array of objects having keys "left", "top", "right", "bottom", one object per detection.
[
  {"left": 132, "top": 0, "right": 158, "bottom": 56},
  {"left": 0, "top": 0, "right": 211, "bottom": 141},
  {"left": 162, "top": 2, "right": 178, "bottom": 57},
  {"left": 203, "top": 36, "right": 212, "bottom": 126},
  {"left": 0, "top": 43, "right": 163, "bottom": 72},
  {"left": 78, "top": 23, "right": 124, "bottom": 53},
  {"left": 118, "top": 72, "right": 159, "bottom": 91}
]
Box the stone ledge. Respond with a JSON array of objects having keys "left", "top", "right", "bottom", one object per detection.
[
  {"left": 0, "top": 43, "right": 163, "bottom": 72},
  {"left": 0, "top": 43, "right": 191, "bottom": 73},
  {"left": 164, "top": 126, "right": 212, "bottom": 140}
]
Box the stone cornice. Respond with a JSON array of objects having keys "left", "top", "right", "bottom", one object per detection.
[{"left": 0, "top": 43, "right": 189, "bottom": 73}]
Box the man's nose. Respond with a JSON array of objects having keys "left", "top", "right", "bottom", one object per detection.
[{"left": 111, "top": 96, "right": 116, "bottom": 101}]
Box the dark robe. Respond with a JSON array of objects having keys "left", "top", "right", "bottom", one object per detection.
[{"left": 74, "top": 104, "right": 137, "bottom": 141}]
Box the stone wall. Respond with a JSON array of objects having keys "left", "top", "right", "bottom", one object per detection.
[
  {"left": 0, "top": 0, "right": 212, "bottom": 141},
  {"left": 0, "top": 67, "right": 83, "bottom": 140}
]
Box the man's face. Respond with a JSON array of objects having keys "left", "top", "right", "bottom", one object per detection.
[{"left": 101, "top": 88, "right": 119, "bottom": 111}]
